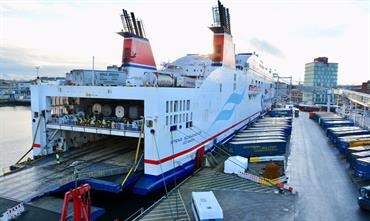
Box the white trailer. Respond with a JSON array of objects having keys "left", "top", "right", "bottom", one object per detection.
[{"left": 192, "top": 191, "right": 223, "bottom": 221}]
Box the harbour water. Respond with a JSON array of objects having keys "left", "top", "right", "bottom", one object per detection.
[{"left": 0, "top": 106, "right": 32, "bottom": 173}]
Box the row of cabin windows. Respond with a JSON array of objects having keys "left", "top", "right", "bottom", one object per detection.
[
  {"left": 166, "top": 112, "right": 193, "bottom": 126},
  {"left": 166, "top": 100, "right": 190, "bottom": 113},
  {"left": 251, "top": 80, "right": 274, "bottom": 89},
  {"left": 252, "top": 79, "right": 263, "bottom": 85},
  {"left": 185, "top": 69, "right": 205, "bottom": 73}
]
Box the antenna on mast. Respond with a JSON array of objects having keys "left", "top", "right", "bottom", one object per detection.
[{"left": 35, "top": 66, "right": 40, "bottom": 78}]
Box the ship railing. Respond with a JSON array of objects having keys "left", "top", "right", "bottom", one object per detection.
[
  {"left": 58, "top": 166, "right": 131, "bottom": 186},
  {"left": 47, "top": 117, "right": 142, "bottom": 132}
]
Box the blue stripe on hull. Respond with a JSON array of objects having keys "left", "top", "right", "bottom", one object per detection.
[
  {"left": 133, "top": 159, "right": 196, "bottom": 195},
  {"left": 122, "top": 63, "right": 156, "bottom": 70},
  {"left": 28, "top": 173, "right": 142, "bottom": 202}
]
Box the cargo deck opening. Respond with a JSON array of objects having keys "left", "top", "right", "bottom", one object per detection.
[{"left": 0, "top": 135, "right": 144, "bottom": 202}]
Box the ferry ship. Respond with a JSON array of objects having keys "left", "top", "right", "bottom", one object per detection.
[{"left": 30, "top": 1, "right": 275, "bottom": 195}]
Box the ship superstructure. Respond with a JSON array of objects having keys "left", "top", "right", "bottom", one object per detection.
[{"left": 30, "top": 1, "right": 275, "bottom": 195}]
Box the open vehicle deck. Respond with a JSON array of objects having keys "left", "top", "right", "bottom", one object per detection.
[{"left": 0, "top": 137, "right": 140, "bottom": 202}]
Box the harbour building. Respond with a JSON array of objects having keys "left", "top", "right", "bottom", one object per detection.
[{"left": 303, "top": 57, "right": 338, "bottom": 104}]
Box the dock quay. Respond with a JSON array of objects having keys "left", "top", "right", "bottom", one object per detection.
[
  {"left": 136, "top": 111, "right": 297, "bottom": 221},
  {"left": 137, "top": 166, "right": 297, "bottom": 221},
  {"left": 309, "top": 111, "right": 370, "bottom": 186},
  {"left": 136, "top": 111, "right": 370, "bottom": 221}
]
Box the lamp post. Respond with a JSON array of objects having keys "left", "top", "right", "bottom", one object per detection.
[
  {"left": 35, "top": 66, "right": 41, "bottom": 84},
  {"left": 35, "top": 66, "right": 40, "bottom": 77},
  {"left": 274, "top": 74, "right": 292, "bottom": 104}
]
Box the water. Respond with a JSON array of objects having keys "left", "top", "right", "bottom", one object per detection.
[{"left": 0, "top": 106, "right": 32, "bottom": 172}]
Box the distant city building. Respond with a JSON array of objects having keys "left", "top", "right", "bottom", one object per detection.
[
  {"left": 0, "top": 79, "right": 33, "bottom": 101},
  {"left": 275, "top": 81, "right": 303, "bottom": 104},
  {"left": 291, "top": 87, "right": 303, "bottom": 104},
  {"left": 303, "top": 57, "right": 338, "bottom": 104},
  {"left": 275, "top": 82, "right": 289, "bottom": 98},
  {"left": 349, "top": 80, "right": 370, "bottom": 94}
]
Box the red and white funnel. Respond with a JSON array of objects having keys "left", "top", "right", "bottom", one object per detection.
[
  {"left": 209, "top": 1, "right": 235, "bottom": 68},
  {"left": 118, "top": 9, "right": 156, "bottom": 76}
]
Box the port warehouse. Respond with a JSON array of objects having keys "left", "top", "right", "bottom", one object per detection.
[{"left": 310, "top": 112, "right": 370, "bottom": 179}]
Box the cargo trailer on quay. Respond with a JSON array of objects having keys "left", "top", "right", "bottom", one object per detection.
[{"left": 1, "top": 0, "right": 276, "bottom": 206}]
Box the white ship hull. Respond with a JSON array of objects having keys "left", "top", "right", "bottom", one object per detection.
[{"left": 29, "top": 1, "right": 275, "bottom": 195}]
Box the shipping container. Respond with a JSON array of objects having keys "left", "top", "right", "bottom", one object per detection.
[
  {"left": 320, "top": 120, "right": 354, "bottom": 130},
  {"left": 254, "top": 120, "right": 291, "bottom": 125},
  {"left": 176, "top": 76, "right": 196, "bottom": 88},
  {"left": 330, "top": 130, "right": 370, "bottom": 143},
  {"left": 240, "top": 128, "right": 289, "bottom": 136},
  {"left": 269, "top": 108, "right": 292, "bottom": 117},
  {"left": 326, "top": 126, "right": 362, "bottom": 138},
  {"left": 311, "top": 112, "right": 342, "bottom": 122},
  {"left": 240, "top": 128, "right": 285, "bottom": 133},
  {"left": 337, "top": 136, "right": 370, "bottom": 154},
  {"left": 251, "top": 125, "right": 292, "bottom": 135},
  {"left": 348, "top": 146, "right": 370, "bottom": 156},
  {"left": 232, "top": 136, "right": 286, "bottom": 142},
  {"left": 235, "top": 132, "right": 286, "bottom": 139},
  {"left": 349, "top": 150, "right": 370, "bottom": 168},
  {"left": 255, "top": 118, "right": 292, "bottom": 125},
  {"left": 351, "top": 140, "right": 370, "bottom": 148},
  {"left": 347, "top": 146, "right": 370, "bottom": 162},
  {"left": 252, "top": 123, "right": 290, "bottom": 128},
  {"left": 192, "top": 191, "right": 223, "bottom": 221},
  {"left": 226, "top": 139, "right": 287, "bottom": 157},
  {"left": 258, "top": 116, "right": 292, "bottom": 122},
  {"left": 66, "top": 69, "right": 127, "bottom": 86},
  {"left": 354, "top": 157, "right": 370, "bottom": 179}
]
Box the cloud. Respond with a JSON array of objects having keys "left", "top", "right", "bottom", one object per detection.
[
  {"left": 0, "top": 45, "right": 96, "bottom": 79},
  {"left": 249, "top": 38, "right": 284, "bottom": 58}
]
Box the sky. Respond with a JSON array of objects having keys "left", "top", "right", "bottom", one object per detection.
[{"left": 0, "top": 0, "right": 369, "bottom": 85}]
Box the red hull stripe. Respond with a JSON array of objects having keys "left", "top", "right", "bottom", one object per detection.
[
  {"left": 144, "top": 112, "right": 259, "bottom": 165},
  {"left": 33, "top": 143, "right": 41, "bottom": 148}
]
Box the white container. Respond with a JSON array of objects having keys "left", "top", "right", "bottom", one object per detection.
[
  {"left": 224, "top": 156, "right": 248, "bottom": 174},
  {"left": 192, "top": 191, "right": 223, "bottom": 221}
]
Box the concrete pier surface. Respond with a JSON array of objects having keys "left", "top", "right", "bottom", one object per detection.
[
  {"left": 137, "top": 112, "right": 370, "bottom": 221},
  {"left": 287, "top": 112, "right": 369, "bottom": 220}
]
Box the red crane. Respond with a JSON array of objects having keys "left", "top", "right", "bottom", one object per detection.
[{"left": 60, "top": 184, "right": 92, "bottom": 221}]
